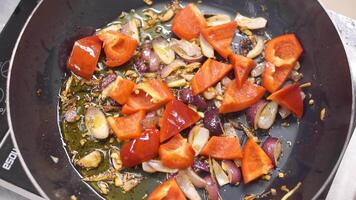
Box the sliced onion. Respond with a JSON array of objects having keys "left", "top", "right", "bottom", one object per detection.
[
  {"left": 247, "top": 36, "right": 264, "bottom": 58},
  {"left": 262, "top": 137, "right": 282, "bottom": 166},
  {"left": 223, "top": 122, "right": 236, "bottom": 137},
  {"left": 170, "top": 38, "right": 203, "bottom": 62},
  {"left": 188, "top": 126, "right": 210, "bottom": 155},
  {"left": 176, "top": 171, "right": 202, "bottom": 200},
  {"left": 77, "top": 150, "right": 102, "bottom": 169},
  {"left": 234, "top": 13, "right": 267, "bottom": 30},
  {"left": 85, "top": 106, "right": 109, "bottom": 139},
  {"left": 251, "top": 62, "right": 265, "bottom": 77},
  {"left": 121, "top": 20, "right": 140, "bottom": 42},
  {"left": 207, "top": 14, "right": 231, "bottom": 27},
  {"left": 204, "top": 175, "right": 219, "bottom": 200},
  {"left": 221, "top": 160, "right": 241, "bottom": 185},
  {"left": 142, "top": 162, "right": 157, "bottom": 173},
  {"left": 279, "top": 106, "right": 291, "bottom": 119},
  {"left": 192, "top": 158, "right": 210, "bottom": 173},
  {"left": 183, "top": 167, "right": 207, "bottom": 188},
  {"left": 199, "top": 34, "right": 214, "bottom": 58},
  {"left": 160, "top": 59, "right": 186, "bottom": 78},
  {"left": 246, "top": 100, "right": 268, "bottom": 129},
  {"left": 212, "top": 159, "right": 229, "bottom": 186},
  {"left": 152, "top": 37, "right": 175, "bottom": 64},
  {"left": 143, "top": 160, "right": 178, "bottom": 173},
  {"left": 257, "top": 101, "right": 278, "bottom": 130}
]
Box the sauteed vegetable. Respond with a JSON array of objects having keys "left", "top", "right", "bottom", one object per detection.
[{"left": 59, "top": 1, "right": 306, "bottom": 199}]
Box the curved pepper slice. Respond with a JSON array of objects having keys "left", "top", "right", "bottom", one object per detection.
[
  {"left": 265, "top": 33, "right": 303, "bottom": 68},
  {"left": 147, "top": 178, "right": 186, "bottom": 200},
  {"left": 267, "top": 83, "right": 304, "bottom": 117},
  {"left": 108, "top": 77, "right": 136, "bottom": 105},
  {"left": 159, "top": 134, "right": 195, "bottom": 169},
  {"left": 219, "top": 80, "right": 266, "bottom": 113},
  {"left": 120, "top": 129, "right": 160, "bottom": 168},
  {"left": 201, "top": 21, "right": 237, "bottom": 58},
  {"left": 242, "top": 138, "right": 273, "bottom": 184},
  {"left": 160, "top": 99, "right": 201, "bottom": 142},
  {"left": 191, "top": 58, "right": 232, "bottom": 95},
  {"left": 98, "top": 31, "right": 138, "bottom": 67},
  {"left": 262, "top": 62, "right": 294, "bottom": 93},
  {"left": 122, "top": 79, "right": 174, "bottom": 115},
  {"left": 107, "top": 110, "right": 145, "bottom": 140},
  {"left": 172, "top": 3, "right": 207, "bottom": 40},
  {"left": 67, "top": 36, "right": 102, "bottom": 80},
  {"left": 200, "top": 136, "right": 243, "bottom": 160},
  {"left": 229, "top": 54, "right": 256, "bottom": 88}
]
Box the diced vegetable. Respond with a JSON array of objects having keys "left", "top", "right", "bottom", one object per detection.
[
  {"left": 85, "top": 106, "right": 109, "bottom": 139},
  {"left": 245, "top": 100, "right": 267, "bottom": 129},
  {"left": 172, "top": 4, "right": 207, "bottom": 40},
  {"left": 199, "top": 34, "right": 214, "bottom": 58},
  {"left": 77, "top": 150, "right": 102, "bottom": 169},
  {"left": 147, "top": 178, "right": 186, "bottom": 200},
  {"left": 267, "top": 83, "right": 304, "bottom": 117},
  {"left": 160, "top": 99, "right": 201, "bottom": 142},
  {"left": 257, "top": 101, "right": 278, "bottom": 130},
  {"left": 107, "top": 77, "right": 136, "bottom": 104},
  {"left": 221, "top": 160, "right": 241, "bottom": 185},
  {"left": 265, "top": 34, "right": 303, "bottom": 68},
  {"left": 152, "top": 37, "right": 175, "bottom": 64},
  {"left": 159, "top": 134, "right": 195, "bottom": 169},
  {"left": 229, "top": 54, "right": 256, "bottom": 88},
  {"left": 175, "top": 171, "right": 202, "bottom": 200},
  {"left": 219, "top": 80, "right": 266, "bottom": 113},
  {"left": 142, "top": 160, "right": 179, "bottom": 173},
  {"left": 67, "top": 36, "right": 102, "bottom": 80},
  {"left": 183, "top": 167, "right": 207, "bottom": 188},
  {"left": 98, "top": 31, "right": 138, "bottom": 67},
  {"left": 207, "top": 14, "right": 231, "bottom": 27},
  {"left": 191, "top": 59, "right": 232, "bottom": 95},
  {"left": 107, "top": 110, "right": 145, "bottom": 140},
  {"left": 212, "top": 159, "right": 229, "bottom": 186},
  {"left": 262, "top": 62, "right": 294, "bottom": 93},
  {"left": 188, "top": 126, "right": 210, "bottom": 155},
  {"left": 241, "top": 139, "right": 273, "bottom": 184},
  {"left": 247, "top": 36, "right": 264, "bottom": 59},
  {"left": 200, "top": 136, "right": 243, "bottom": 160},
  {"left": 120, "top": 129, "right": 160, "bottom": 167},
  {"left": 262, "top": 137, "right": 282, "bottom": 166},
  {"left": 234, "top": 13, "right": 267, "bottom": 30},
  {"left": 203, "top": 109, "right": 223, "bottom": 135},
  {"left": 201, "top": 21, "right": 237, "bottom": 58}
]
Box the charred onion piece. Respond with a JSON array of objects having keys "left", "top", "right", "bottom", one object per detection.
[
  {"left": 262, "top": 137, "right": 282, "bottom": 166},
  {"left": 221, "top": 160, "right": 241, "bottom": 185}
]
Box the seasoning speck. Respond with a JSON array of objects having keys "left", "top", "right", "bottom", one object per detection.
[
  {"left": 70, "top": 195, "right": 77, "bottom": 200},
  {"left": 143, "top": 0, "right": 153, "bottom": 5},
  {"left": 36, "top": 89, "right": 42, "bottom": 96},
  {"left": 50, "top": 155, "right": 59, "bottom": 164},
  {"left": 320, "top": 108, "right": 327, "bottom": 121},
  {"left": 309, "top": 99, "right": 314, "bottom": 105},
  {"left": 278, "top": 172, "right": 285, "bottom": 178},
  {"left": 271, "top": 188, "right": 277, "bottom": 196}
]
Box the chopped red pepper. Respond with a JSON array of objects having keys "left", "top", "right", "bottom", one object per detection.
[
  {"left": 265, "top": 33, "right": 303, "bottom": 68},
  {"left": 108, "top": 77, "right": 136, "bottom": 105},
  {"left": 190, "top": 58, "right": 232, "bottom": 95},
  {"left": 160, "top": 99, "right": 201, "bottom": 142},
  {"left": 242, "top": 139, "right": 273, "bottom": 184},
  {"left": 262, "top": 62, "right": 294, "bottom": 93},
  {"left": 98, "top": 31, "right": 138, "bottom": 67},
  {"left": 107, "top": 110, "right": 145, "bottom": 140},
  {"left": 201, "top": 21, "right": 237, "bottom": 58},
  {"left": 172, "top": 3, "right": 207, "bottom": 40},
  {"left": 219, "top": 80, "right": 266, "bottom": 113},
  {"left": 159, "top": 134, "right": 195, "bottom": 169},
  {"left": 67, "top": 36, "right": 102, "bottom": 80},
  {"left": 120, "top": 129, "right": 160, "bottom": 168},
  {"left": 200, "top": 136, "right": 243, "bottom": 160},
  {"left": 229, "top": 54, "right": 256, "bottom": 88},
  {"left": 122, "top": 79, "right": 174, "bottom": 115},
  {"left": 267, "top": 83, "right": 304, "bottom": 117},
  {"left": 147, "top": 178, "right": 186, "bottom": 200}
]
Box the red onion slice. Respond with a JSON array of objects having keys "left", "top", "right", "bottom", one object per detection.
[
  {"left": 183, "top": 167, "right": 206, "bottom": 188},
  {"left": 246, "top": 100, "right": 267, "bottom": 129},
  {"left": 262, "top": 137, "right": 282, "bottom": 166},
  {"left": 221, "top": 160, "right": 241, "bottom": 185},
  {"left": 176, "top": 171, "right": 202, "bottom": 200},
  {"left": 257, "top": 101, "right": 278, "bottom": 129},
  {"left": 212, "top": 159, "right": 229, "bottom": 186},
  {"left": 204, "top": 175, "right": 219, "bottom": 200}
]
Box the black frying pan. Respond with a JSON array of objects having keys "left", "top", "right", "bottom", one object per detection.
[{"left": 7, "top": 0, "right": 354, "bottom": 199}]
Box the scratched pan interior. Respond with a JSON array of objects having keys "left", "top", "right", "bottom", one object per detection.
[{"left": 7, "top": 0, "right": 353, "bottom": 199}]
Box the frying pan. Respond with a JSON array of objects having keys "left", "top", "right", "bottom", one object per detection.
[{"left": 6, "top": 0, "right": 354, "bottom": 199}]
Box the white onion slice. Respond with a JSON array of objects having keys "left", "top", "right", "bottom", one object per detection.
[
  {"left": 235, "top": 13, "right": 267, "bottom": 30},
  {"left": 199, "top": 34, "right": 214, "bottom": 58},
  {"left": 247, "top": 36, "right": 264, "bottom": 58},
  {"left": 183, "top": 167, "right": 207, "bottom": 188},
  {"left": 212, "top": 159, "right": 229, "bottom": 186},
  {"left": 152, "top": 37, "right": 175, "bottom": 64},
  {"left": 85, "top": 106, "right": 109, "bottom": 139},
  {"left": 160, "top": 59, "right": 186, "bottom": 78},
  {"left": 207, "top": 14, "right": 231, "bottom": 27},
  {"left": 188, "top": 126, "right": 210, "bottom": 155},
  {"left": 142, "top": 160, "right": 178, "bottom": 173},
  {"left": 176, "top": 171, "right": 202, "bottom": 200},
  {"left": 257, "top": 101, "right": 278, "bottom": 130}
]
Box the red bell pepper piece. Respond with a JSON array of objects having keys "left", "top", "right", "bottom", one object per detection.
[
  {"left": 160, "top": 99, "right": 201, "bottom": 142},
  {"left": 159, "top": 134, "right": 195, "bottom": 169},
  {"left": 98, "top": 31, "right": 138, "bottom": 67},
  {"left": 267, "top": 83, "right": 304, "bottom": 117},
  {"left": 147, "top": 178, "right": 186, "bottom": 200},
  {"left": 120, "top": 129, "right": 160, "bottom": 168},
  {"left": 219, "top": 80, "right": 266, "bottom": 113},
  {"left": 229, "top": 54, "right": 256, "bottom": 88},
  {"left": 108, "top": 77, "right": 136, "bottom": 105},
  {"left": 265, "top": 33, "right": 303, "bottom": 68},
  {"left": 262, "top": 62, "right": 294, "bottom": 93},
  {"left": 122, "top": 79, "right": 174, "bottom": 115},
  {"left": 107, "top": 110, "right": 145, "bottom": 140},
  {"left": 200, "top": 136, "right": 243, "bottom": 160},
  {"left": 172, "top": 4, "right": 207, "bottom": 40},
  {"left": 190, "top": 58, "right": 232, "bottom": 95},
  {"left": 242, "top": 138, "right": 273, "bottom": 184},
  {"left": 67, "top": 36, "right": 102, "bottom": 80},
  {"left": 201, "top": 21, "right": 237, "bottom": 58}
]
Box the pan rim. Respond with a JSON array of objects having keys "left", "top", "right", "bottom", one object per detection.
[{"left": 6, "top": 0, "right": 355, "bottom": 199}]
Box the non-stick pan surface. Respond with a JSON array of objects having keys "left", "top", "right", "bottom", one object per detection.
[{"left": 7, "top": 0, "right": 353, "bottom": 199}]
